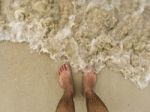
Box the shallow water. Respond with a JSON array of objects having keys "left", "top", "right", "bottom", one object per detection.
[{"left": 0, "top": 0, "right": 150, "bottom": 88}]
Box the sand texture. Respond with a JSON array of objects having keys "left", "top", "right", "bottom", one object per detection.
[
  {"left": 0, "top": 42, "right": 150, "bottom": 112},
  {"left": 0, "top": 0, "right": 150, "bottom": 88}
]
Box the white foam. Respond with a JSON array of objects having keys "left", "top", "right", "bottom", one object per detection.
[{"left": 0, "top": 0, "right": 150, "bottom": 89}]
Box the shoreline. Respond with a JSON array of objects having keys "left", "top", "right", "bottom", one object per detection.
[{"left": 0, "top": 42, "right": 150, "bottom": 112}]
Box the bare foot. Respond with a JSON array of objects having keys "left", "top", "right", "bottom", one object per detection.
[
  {"left": 58, "top": 63, "right": 74, "bottom": 96},
  {"left": 82, "top": 65, "right": 96, "bottom": 95}
]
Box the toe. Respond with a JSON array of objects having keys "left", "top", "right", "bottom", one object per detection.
[
  {"left": 83, "top": 65, "right": 95, "bottom": 74},
  {"left": 64, "top": 64, "right": 67, "bottom": 70},
  {"left": 62, "top": 64, "right": 65, "bottom": 70},
  {"left": 62, "top": 64, "right": 66, "bottom": 71},
  {"left": 58, "top": 63, "right": 72, "bottom": 76},
  {"left": 60, "top": 66, "right": 63, "bottom": 72},
  {"left": 58, "top": 71, "right": 61, "bottom": 75},
  {"left": 63, "top": 64, "right": 67, "bottom": 71},
  {"left": 65, "top": 63, "right": 69, "bottom": 70},
  {"left": 59, "top": 65, "right": 64, "bottom": 72}
]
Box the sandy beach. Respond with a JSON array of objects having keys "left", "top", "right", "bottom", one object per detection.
[{"left": 0, "top": 42, "right": 150, "bottom": 112}]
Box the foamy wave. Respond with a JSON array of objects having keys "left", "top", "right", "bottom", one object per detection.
[{"left": 0, "top": 0, "right": 150, "bottom": 89}]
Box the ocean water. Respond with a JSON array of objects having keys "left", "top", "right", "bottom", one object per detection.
[{"left": 0, "top": 0, "right": 150, "bottom": 88}]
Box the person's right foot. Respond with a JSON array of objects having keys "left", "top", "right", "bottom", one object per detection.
[{"left": 82, "top": 65, "right": 96, "bottom": 95}]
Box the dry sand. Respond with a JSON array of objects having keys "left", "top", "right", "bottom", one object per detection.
[{"left": 0, "top": 42, "right": 150, "bottom": 112}]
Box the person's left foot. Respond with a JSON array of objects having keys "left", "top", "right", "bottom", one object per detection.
[{"left": 58, "top": 63, "right": 74, "bottom": 96}]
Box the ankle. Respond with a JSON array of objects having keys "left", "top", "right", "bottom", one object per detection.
[
  {"left": 84, "top": 89, "right": 93, "bottom": 96},
  {"left": 64, "top": 88, "right": 74, "bottom": 97}
]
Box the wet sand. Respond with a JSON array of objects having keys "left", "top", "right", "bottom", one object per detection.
[{"left": 0, "top": 42, "right": 150, "bottom": 112}]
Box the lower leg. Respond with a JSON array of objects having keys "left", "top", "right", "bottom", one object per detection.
[
  {"left": 56, "top": 63, "right": 75, "bottom": 112},
  {"left": 83, "top": 66, "right": 108, "bottom": 112},
  {"left": 56, "top": 93, "right": 75, "bottom": 112},
  {"left": 86, "top": 91, "right": 108, "bottom": 112}
]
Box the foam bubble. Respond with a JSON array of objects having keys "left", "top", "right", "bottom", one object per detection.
[{"left": 0, "top": 0, "right": 150, "bottom": 89}]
